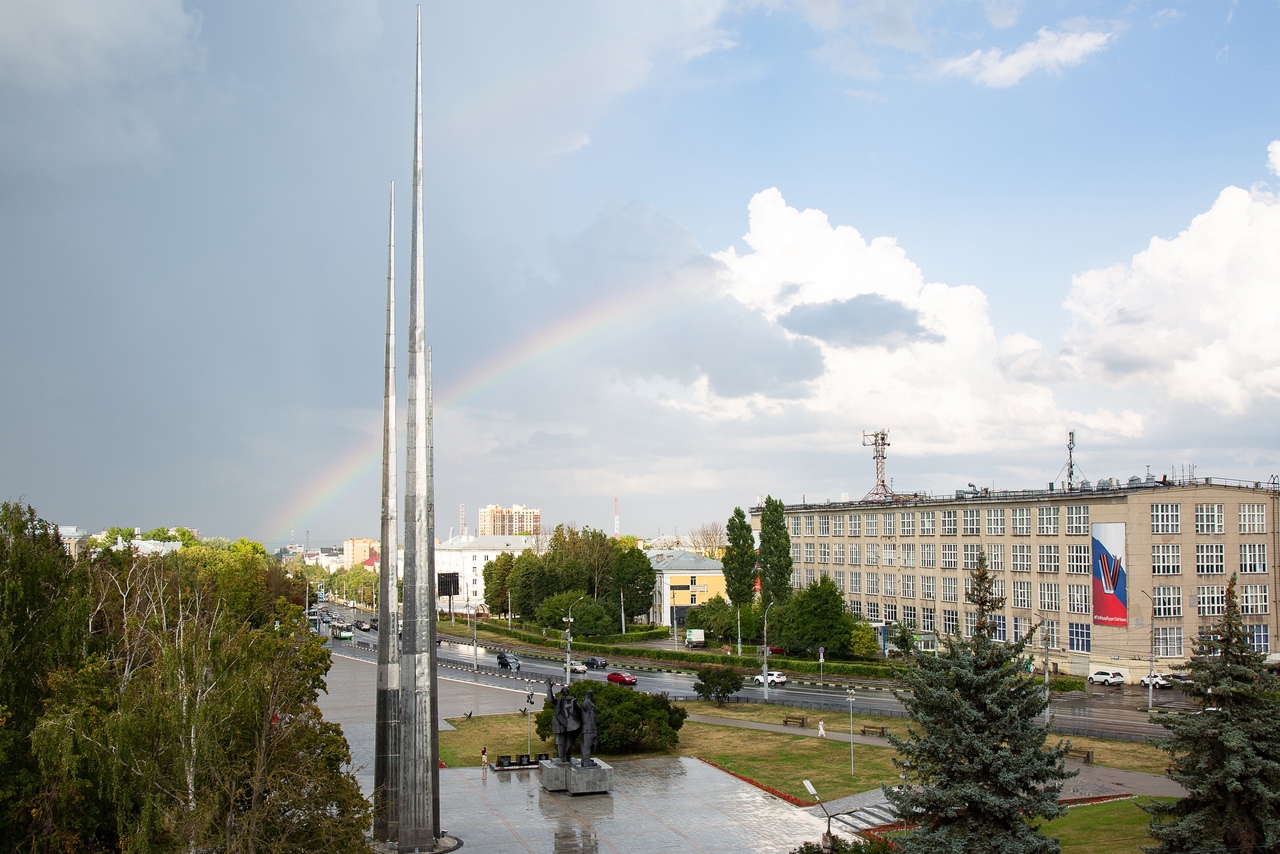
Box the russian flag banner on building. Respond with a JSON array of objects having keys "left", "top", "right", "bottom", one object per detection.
[{"left": 1092, "top": 523, "right": 1127, "bottom": 627}]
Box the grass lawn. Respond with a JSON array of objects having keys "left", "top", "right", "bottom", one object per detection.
[{"left": 1048, "top": 798, "right": 1168, "bottom": 853}]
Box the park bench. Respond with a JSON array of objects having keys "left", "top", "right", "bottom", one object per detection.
[
  {"left": 1066, "top": 747, "right": 1095, "bottom": 765},
  {"left": 782, "top": 714, "right": 808, "bottom": 727},
  {"left": 860, "top": 725, "right": 888, "bottom": 737}
]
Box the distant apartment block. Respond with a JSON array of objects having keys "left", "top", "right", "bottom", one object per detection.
[
  {"left": 477, "top": 503, "right": 541, "bottom": 536},
  {"left": 343, "top": 537, "right": 377, "bottom": 568}
]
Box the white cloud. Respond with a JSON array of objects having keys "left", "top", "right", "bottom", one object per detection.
[
  {"left": 984, "top": 0, "right": 1025, "bottom": 29},
  {"left": 708, "top": 189, "right": 1126, "bottom": 454},
  {"left": 1063, "top": 161, "right": 1280, "bottom": 414},
  {"left": 940, "top": 26, "right": 1113, "bottom": 87},
  {"left": 1269, "top": 140, "right": 1280, "bottom": 177}
]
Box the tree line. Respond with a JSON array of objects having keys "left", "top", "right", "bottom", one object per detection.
[{"left": 0, "top": 503, "right": 369, "bottom": 853}]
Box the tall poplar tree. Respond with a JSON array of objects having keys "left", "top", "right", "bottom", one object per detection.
[
  {"left": 722, "top": 507, "right": 757, "bottom": 608},
  {"left": 885, "top": 550, "right": 1072, "bottom": 854},
  {"left": 757, "top": 496, "right": 793, "bottom": 613},
  {"left": 1144, "top": 574, "right": 1280, "bottom": 854}
]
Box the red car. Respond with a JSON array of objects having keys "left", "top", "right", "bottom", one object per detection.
[{"left": 606, "top": 671, "right": 637, "bottom": 686}]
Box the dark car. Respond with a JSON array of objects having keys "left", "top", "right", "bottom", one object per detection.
[
  {"left": 353, "top": 620, "right": 371, "bottom": 632},
  {"left": 496, "top": 651, "right": 521, "bottom": 671},
  {"left": 606, "top": 671, "right": 637, "bottom": 685},
  {"left": 584, "top": 656, "right": 608, "bottom": 669},
  {"left": 370, "top": 618, "right": 379, "bottom": 631}
]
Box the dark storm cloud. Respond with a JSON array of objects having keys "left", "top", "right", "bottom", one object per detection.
[{"left": 778, "top": 294, "right": 939, "bottom": 349}]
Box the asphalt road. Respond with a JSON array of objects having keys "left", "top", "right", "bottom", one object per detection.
[{"left": 318, "top": 615, "right": 1174, "bottom": 742}]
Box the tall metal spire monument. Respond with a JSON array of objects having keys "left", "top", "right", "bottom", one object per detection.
[
  {"left": 374, "top": 182, "right": 401, "bottom": 842},
  {"left": 398, "top": 6, "right": 442, "bottom": 849}
]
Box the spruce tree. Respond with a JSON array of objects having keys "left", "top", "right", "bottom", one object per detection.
[
  {"left": 757, "top": 496, "right": 793, "bottom": 612},
  {"left": 1144, "top": 574, "right": 1280, "bottom": 854},
  {"left": 722, "top": 507, "right": 758, "bottom": 608},
  {"left": 885, "top": 549, "right": 1072, "bottom": 854}
]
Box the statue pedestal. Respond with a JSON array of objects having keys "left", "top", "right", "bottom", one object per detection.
[{"left": 538, "top": 758, "right": 613, "bottom": 794}]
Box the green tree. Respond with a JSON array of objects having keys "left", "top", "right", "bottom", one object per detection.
[
  {"left": 482, "top": 551, "right": 516, "bottom": 616},
  {"left": 885, "top": 550, "right": 1072, "bottom": 854},
  {"left": 1144, "top": 574, "right": 1280, "bottom": 854},
  {"left": 536, "top": 680, "right": 686, "bottom": 753},
  {"left": 776, "top": 575, "right": 855, "bottom": 657},
  {"left": 508, "top": 550, "right": 559, "bottom": 617},
  {"left": 722, "top": 506, "right": 757, "bottom": 608},
  {"left": 0, "top": 503, "right": 91, "bottom": 850},
  {"left": 692, "top": 665, "right": 744, "bottom": 705},
  {"left": 686, "top": 595, "right": 736, "bottom": 644},
  {"left": 87, "top": 525, "right": 136, "bottom": 550},
  {"left": 535, "top": 591, "right": 610, "bottom": 637},
  {"left": 888, "top": 620, "right": 919, "bottom": 657},
  {"left": 757, "top": 496, "right": 793, "bottom": 612},
  {"left": 850, "top": 616, "right": 881, "bottom": 659},
  {"left": 601, "top": 545, "right": 656, "bottom": 631}
]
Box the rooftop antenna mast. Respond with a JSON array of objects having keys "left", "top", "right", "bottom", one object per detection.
[
  {"left": 459, "top": 503, "right": 466, "bottom": 538},
  {"left": 861, "top": 430, "right": 894, "bottom": 502},
  {"left": 1067, "top": 431, "right": 1076, "bottom": 490}
]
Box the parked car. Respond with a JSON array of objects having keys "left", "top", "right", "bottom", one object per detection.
[
  {"left": 584, "top": 656, "right": 608, "bottom": 669},
  {"left": 753, "top": 670, "right": 787, "bottom": 687},
  {"left": 1140, "top": 673, "right": 1173, "bottom": 689},
  {"left": 1167, "top": 673, "right": 1194, "bottom": 688},
  {"left": 369, "top": 618, "right": 379, "bottom": 631},
  {"left": 353, "top": 620, "right": 371, "bottom": 632},
  {"left": 567, "top": 660, "right": 587, "bottom": 674},
  {"left": 497, "top": 651, "right": 521, "bottom": 671},
  {"left": 1087, "top": 670, "right": 1125, "bottom": 686},
  {"left": 607, "top": 671, "right": 638, "bottom": 685}
]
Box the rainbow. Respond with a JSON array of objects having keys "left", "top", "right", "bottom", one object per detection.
[{"left": 268, "top": 273, "right": 697, "bottom": 544}]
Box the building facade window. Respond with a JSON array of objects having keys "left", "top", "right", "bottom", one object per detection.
[
  {"left": 942, "top": 576, "right": 959, "bottom": 603},
  {"left": 987, "top": 508, "right": 1006, "bottom": 536},
  {"left": 1038, "top": 545, "right": 1060, "bottom": 573},
  {"left": 992, "top": 614, "right": 1007, "bottom": 641},
  {"left": 791, "top": 543, "right": 801, "bottom": 564},
  {"left": 818, "top": 543, "right": 830, "bottom": 564},
  {"left": 883, "top": 513, "right": 896, "bottom": 537},
  {"left": 1066, "top": 505, "right": 1090, "bottom": 535},
  {"left": 804, "top": 543, "right": 815, "bottom": 563},
  {"left": 1197, "top": 543, "right": 1225, "bottom": 574},
  {"left": 1068, "top": 622, "right": 1091, "bottom": 652},
  {"left": 963, "top": 543, "right": 981, "bottom": 570},
  {"left": 1152, "top": 586, "right": 1183, "bottom": 618},
  {"left": 1041, "top": 619, "right": 1060, "bottom": 649},
  {"left": 1012, "top": 544, "right": 1032, "bottom": 572},
  {"left": 1067, "top": 583, "right": 1091, "bottom": 614},
  {"left": 920, "top": 511, "right": 936, "bottom": 536},
  {"left": 1195, "top": 503, "right": 1225, "bottom": 535},
  {"left": 921, "top": 543, "right": 937, "bottom": 568},
  {"left": 1038, "top": 506, "right": 1060, "bottom": 536},
  {"left": 1197, "top": 585, "right": 1226, "bottom": 616},
  {"left": 921, "top": 607, "right": 936, "bottom": 632},
  {"left": 903, "top": 605, "right": 918, "bottom": 627},
  {"left": 866, "top": 543, "right": 880, "bottom": 566},
  {"left": 849, "top": 514, "right": 862, "bottom": 537},
  {"left": 991, "top": 578, "right": 1006, "bottom": 602},
  {"left": 902, "top": 542, "right": 916, "bottom": 567},
  {"left": 850, "top": 599, "right": 862, "bottom": 616},
  {"left": 940, "top": 509, "right": 958, "bottom": 536},
  {"left": 866, "top": 601, "right": 880, "bottom": 621},
  {"left": 791, "top": 516, "right": 802, "bottom": 537},
  {"left": 964, "top": 611, "right": 977, "bottom": 637},
  {"left": 805, "top": 568, "right": 816, "bottom": 585},
  {"left": 834, "top": 515, "right": 845, "bottom": 537},
  {"left": 989, "top": 543, "right": 1005, "bottom": 571},
  {"left": 1012, "top": 580, "right": 1032, "bottom": 610},
  {"left": 942, "top": 609, "right": 959, "bottom": 635},
  {"left": 884, "top": 603, "right": 898, "bottom": 623},
  {"left": 866, "top": 572, "right": 880, "bottom": 596},
  {"left": 921, "top": 576, "right": 936, "bottom": 601},
  {"left": 942, "top": 543, "right": 958, "bottom": 569},
  {"left": 1152, "top": 544, "right": 1182, "bottom": 575},
  {"left": 963, "top": 509, "right": 981, "bottom": 535},
  {"left": 900, "top": 512, "right": 916, "bottom": 537},
  {"left": 1152, "top": 503, "right": 1181, "bottom": 534},
  {"left": 883, "top": 543, "right": 898, "bottom": 566},
  {"left": 1246, "top": 624, "right": 1270, "bottom": 653},
  {"left": 883, "top": 573, "right": 898, "bottom": 597},
  {"left": 1038, "top": 582, "right": 1060, "bottom": 612},
  {"left": 865, "top": 515, "right": 879, "bottom": 537},
  {"left": 1241, "top": 543, "right": 1268, "bottom": 573},
  {"left": 792, "top": 568, "right": 802, "bottom": 588},
  {"left": 1154, "top": 626, "right": 1183, "bottom": 657},
  {"left": 1067, "top": 544, "right": 1090, "bottom": 574},
  {"left": 834, "top": 570, "right": 845, "bottom": 591},
  {"left": 818, "top": 515, "right": 830, "bottom": 536},
  {"left": 849, "top": 543, "right": 861, "bottom": 565},
  {"left": 1240, "top": 503, "right": 1267, "bottom": 534},
  {"left": 902, "top": 574, "right": 916, "bottom": 598},
  {"left": 1012, "top": 507, "right": 1031, "bottom": 536},
  {"left": 1241, "top": 584, "right": 1269, "bottom": 615},
  {"left": 850, "top": 572, "right": 862, "bottom": 595},
  {"left": 834, "top": 543, "right": 845, "bottom": 565},
  {"left": 804, "top": 515, "right": 815, "bottom": 536},
  {"left": 1013, "top": 616, "right": 1030, "bottom": 642}
]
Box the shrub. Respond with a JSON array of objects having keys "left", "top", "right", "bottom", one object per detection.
[
  {"left": 692, "top": 665, "right": 744, "bottom": 705},
  {"left": 535, "top": 681, "right": 687, "bottom": 753}
]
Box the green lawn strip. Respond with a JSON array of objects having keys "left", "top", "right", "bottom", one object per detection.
[{"left": 1046, "top": 797, "right": 1170, "bottom": 853}]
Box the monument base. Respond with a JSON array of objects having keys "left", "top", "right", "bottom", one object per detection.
[{"left": 538, "top": 758, "right": 613, "bottom": 794}]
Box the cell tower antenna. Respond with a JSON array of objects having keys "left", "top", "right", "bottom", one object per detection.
[
  {"left": 861, "top": 430, "right": 894, "bottom": 502},
  {"left": 614, "top": 498, "right": 620, "bottom": 538},
  {"left": 1067, "top": 431, "right": 1076, "bottom": 490}
]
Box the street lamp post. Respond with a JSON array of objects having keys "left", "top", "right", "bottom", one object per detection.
[
  {"left": 468, "top": 604, "right": 478, "bottom": 672},
  {"left": 736, "top": 605, "right": 742, "bottom": 657},
  {"left": 762, "top": 601, "right": 775, "bottom": 702},
  {"left": 846, "top": 689, "right": 856, "bottom": 777},
  {"left": 803, "top": 780, "right": 834, "bottom": 853},
  {"left": 564, "top": 595, "right": 585, "bottom": 684}
]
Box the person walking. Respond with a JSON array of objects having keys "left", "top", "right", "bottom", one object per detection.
[{"left": 818, "top": 719, "right": 826, "bottom": 738}]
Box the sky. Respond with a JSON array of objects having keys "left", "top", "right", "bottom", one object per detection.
[{"left": 2, "top": 0, "right": 1279, "bottom": 550}]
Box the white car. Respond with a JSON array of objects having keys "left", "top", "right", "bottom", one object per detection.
[
  {"left": 1087, "top": 670, "right": 1125, "bottom": 686},
  {"left": 567, "top": 660, "right": 587, "bottom": 674},
  {"left": 753, "top": 670, "right": 787, "bottom": 687},
  {"left": 1140, "top": 673, "right": 1172, "bottom": 689}
]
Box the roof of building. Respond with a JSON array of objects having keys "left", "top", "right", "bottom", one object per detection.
[
  {"left": 435, "top": 534, "right": 533, "bottom": 552},
  {"left": 644, "top": 549, "right": 723, "bottom": 572}
]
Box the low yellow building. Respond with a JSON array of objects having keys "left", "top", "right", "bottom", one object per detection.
[{"left": 646, "top": 549, "right": 727, "bottom": 629}]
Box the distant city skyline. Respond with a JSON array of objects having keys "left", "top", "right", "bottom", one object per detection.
[{"left": 4, "top": 2, "right": 1279, "bottom": 549}]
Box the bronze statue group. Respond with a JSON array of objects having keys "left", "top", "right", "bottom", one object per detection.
[{"left": 546, "top": 677, "right": 598, "bottom": 766}]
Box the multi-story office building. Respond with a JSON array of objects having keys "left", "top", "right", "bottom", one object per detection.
[
  {"left": 343, "top": 537, "right": 377, "bottom": 569},
  {"left": 477, "top": 503, "right": 542, "bottom": 536},
  {"left": 433, "top": 534, "right": 533, "bottom": 614},
  {"left": 753, "top": 474, "right": 1279, "bottom": 678}
]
